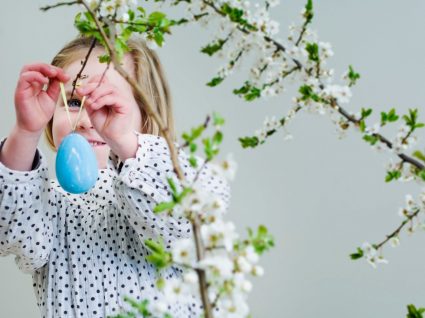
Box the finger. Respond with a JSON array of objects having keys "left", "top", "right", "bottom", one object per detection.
[
  {"left": 20, "top": 63, "right": 58, "bottom": 78},
  {"left": 18, "top": 71, "right": 49, "bottom": 90},
  {"left": 53, "top": 68, "right": 70, "bottom": 83},
  {"left": 45, "top": 79, "right": 61, "bottom": 101},
  {"left": 87, "top": 86, "right": 115, "bottom": 104},
  {"left": 87, "top": 94, "right": 117, "bottom": 112},
  {"left": 75, "top": 82, "right": 99, "bottom": 97}
]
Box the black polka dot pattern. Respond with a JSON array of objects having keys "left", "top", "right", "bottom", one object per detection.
[{"left": 0, "top": 133, "right": 231, "bottom": 317}]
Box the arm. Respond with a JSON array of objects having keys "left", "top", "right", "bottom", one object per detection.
[
  {"left": 109, "top": 132, "right": 231, "bottom": 249},
  {"left": 0, "top": 63, "right": 66, "bottom": 273},
  {"left": 0, "top": 125, "right": 43, "bottom": 171},
  {"left": 0, "top": 138, "right": 56, "bottom": 273}
]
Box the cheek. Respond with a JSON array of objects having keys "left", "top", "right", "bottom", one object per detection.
[
  {"left": 130, "top": 98, "right": 142, "bottom": 132},
  {"left": 52, "top": 109, "right": 72, "bottom": 148}
]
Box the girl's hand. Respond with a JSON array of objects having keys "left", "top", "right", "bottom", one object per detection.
[
  {"left": 14, "top": 63, "right": 70, "bottom": 135},
  {"left": 76, "top": 75, "right": 140, "bottom": 160}
]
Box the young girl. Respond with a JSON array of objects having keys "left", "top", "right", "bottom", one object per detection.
[{"left": 0, "top": 36, "right": 230, "bottom": 318}]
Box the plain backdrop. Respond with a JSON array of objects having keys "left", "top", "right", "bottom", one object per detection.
[{"left": 1, "top": 1, "right": 425, "bottom": 317}]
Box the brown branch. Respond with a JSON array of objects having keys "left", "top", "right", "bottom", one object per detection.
[
  {"left": 375, "top": 208, "right": 421, "bottom": 250},
  {"left": 192, "top": 215, "right": 214, "bottom": 318},
  {"left": 40, "top": 1, "right": 79, "bottom": 11},
  {"left": 330, "top": 100, "right": 425, "bottom": 171},
  {"left": 78, "top": 2, "right": 213, "bottom": 317},
  {"left": 70, "top": 37, "right": 98, "bottom": 100}
]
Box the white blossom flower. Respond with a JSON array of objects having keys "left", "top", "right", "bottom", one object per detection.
[
  {"left": 216, "top": 293, "right": 250, "bottom": 318},
  {"left": 211, "top": 153, "right": 238, "bottom": 182},
  {"left": 255, "top": 128, "right": 267, "bottom": 143},
  {"left": 251, "top": 265, "right": 264, "bottom": 277},
  {"left": 171, "top": 238, "right": 196, "bottom": 266},
  {"left": 361, "top": 242, "right": 388, "bottom": 268},
  {"left": 162, "top": 277, "right": 194, "bottom": 304},
  {"left": 199, "top": 254, "right": 234, "bottom": 279},
  {"left": 319, "top": 41, "right": 334, "bottom": 58},
  {"left": 405, "top": 194, "right": 418, "bottom": 213},
  {"left": 364, "top": 122, "right": 380, "bottom": 135},
  {"left": 264, "top": 20, "right": 280, "bottom": 36},
  {"left": 236, "top": 255, "right": 252, "bottom": 273},
  {"left": 389, "top": 236, "right": 400, "bottom": 247},
  {"left": 322, "top": 85, "right": 352, "bottom": 104},
  {"left": 150, "top": 300, "right": 168, "bottom": 316},
  {"left": 201, "top": 219, "right": 239, "bottom": 251},
  {"left": 263, "top": 115, "right": 280, "bottom": 130}
]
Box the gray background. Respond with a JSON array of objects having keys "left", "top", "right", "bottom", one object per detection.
[{"left": 1, "top": 1, "right": 425, "bottom": 317}]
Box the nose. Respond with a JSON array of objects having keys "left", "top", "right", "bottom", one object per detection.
[{"left": 75, "top": 108, "right": 93, "bottom": 131}]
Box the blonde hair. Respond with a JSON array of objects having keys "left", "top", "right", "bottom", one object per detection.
[{"left": 45, "top": 35, "right": 175, "bottom": 150}]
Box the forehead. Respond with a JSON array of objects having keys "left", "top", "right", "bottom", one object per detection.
[{"left": 63, "top": 48, "right": 135, "bottom": 88}]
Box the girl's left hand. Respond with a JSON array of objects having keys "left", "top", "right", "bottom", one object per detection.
[{"left": 76, "top": 75, "right": 139, "bottom": 159}]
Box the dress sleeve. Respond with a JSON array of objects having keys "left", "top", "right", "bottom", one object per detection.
[
  {"left": 0, "top": 138, "right": 56, "bottom": 273},
  {"left": 109, "top": 131, "right": 231, "bottom": 249}
]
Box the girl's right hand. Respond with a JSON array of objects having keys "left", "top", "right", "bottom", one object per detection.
[{"left": 14, "top": 63, "right": 70, "bottom": 135}]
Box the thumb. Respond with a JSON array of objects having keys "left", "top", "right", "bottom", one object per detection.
[{"left": 45, "top": 79, "right": 61, "bottom": 102}]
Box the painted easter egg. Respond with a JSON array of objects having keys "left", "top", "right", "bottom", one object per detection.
[{"left": 56, "top": 133, "right": 98, "bottom": 194}]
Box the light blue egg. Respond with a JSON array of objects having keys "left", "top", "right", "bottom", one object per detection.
[{"left": 56, "top": 132, "right": 98, "bottom": 194}]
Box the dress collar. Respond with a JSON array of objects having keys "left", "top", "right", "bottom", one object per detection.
[{"left": 51, "top": 155, "right": 119, "bottom": 212}]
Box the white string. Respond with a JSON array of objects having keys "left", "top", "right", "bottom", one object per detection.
[
  {"left": 59, "top": 82, "right": 73, "bottom": 130},
  {"left": 73, "top": 96, "right": 87, "bottom": 131},
  {"left": 59, "top": 82, "right": 87, "bottom": 132}
]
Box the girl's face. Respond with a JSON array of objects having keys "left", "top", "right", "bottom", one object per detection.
[{"left": 52, "top": 48, "right": 142, "bottom": 169}]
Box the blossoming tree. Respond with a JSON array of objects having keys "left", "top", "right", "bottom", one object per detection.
[{"left": 40, "top": 0, "right": 425, "bottom": 317}]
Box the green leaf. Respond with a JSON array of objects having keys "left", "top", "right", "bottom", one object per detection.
[
  {"left": 359, "top": 120, "right": 366, "bottom": 132},
  {"left": 361, "top": 107, "right": 373, "bottom": 118},
  {"left": 419, "top": 170, "right": 425, "bottom": 181},
  {"left": 406, "top": 304, "right": 425, "bottom": 318},
  {"left": 123, "top": 297, "right": 151, "bottom": 316},
  {"left": 98, "top": 54, "right": 110, "bottom": 63},
  {"left": 189, "top": 142, "right": 197, "bottom": 153},
  {"left": 233, "top": 81, "right": 262, "bottom": 101},
  {"left": 349, "top": 247, "right": 364, "bottom": 260},
  {"left": 304, "top": 0, "right": 314, "bottom": 24},
  {"left": 207, "top": 76, "right": 225, "bottom": 87},
  {"left": 248, "top": 225, "right": 275, "bottom": 255},
  {"left": 347, "top": 65, "right": 360, "bottom": 87},
  {"left": 299, "top": 84, "right": 321, "bottom": 102},
  {"left": 213, "top": 131, "right": 223, "bottom": 145},
  {"left": 148, "top": 11, "right": 166, "bottom": 25},
  {"left": 188, "top": 155, "right": 198, "bottom": 168},
  {"left": 153, "top": 201, "right": 175, "bottom": 213},
  {"left": 385, "top": 170, "right": 401, "bottom": 182},
  {"left": 363, "top": 134, "right": 379, "bottom": 145},
  {"left": 412, "top": 150, "right": 425, "bottom": 163},
  {"left": 239, "top": 136, "right": 259, "bottom": 148},
  {"left": 213, "top": 112, "right": 225, "bottom": 127},
  {"left": 305, "top": 42, "right": 319, "bottom": 62},
  {"left": 201, "top": 39, "right": 226, "bottom": 56},
  {"left": 144, "top": 239, "right": 172, "bottom": 270}
]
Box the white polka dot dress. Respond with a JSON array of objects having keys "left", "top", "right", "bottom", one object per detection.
[{"left": 0, "top": 132, "right": 230, "bottom": 318}]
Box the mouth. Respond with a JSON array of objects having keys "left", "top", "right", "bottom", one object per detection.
[{"left": 87, "top": 139, "right": 107, "bottom": 147}]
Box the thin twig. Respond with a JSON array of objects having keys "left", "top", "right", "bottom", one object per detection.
[
  {"left": 70, "top": 37, "right": 98, "bottom": 100},
  {"left": 40, "top": 1, "right": 79, "bottom": 11},
  {"left": 375, "top": 208, "right": 421, "bottom": 250},
  {"left": 77, "top": 2, "right": 214, "bottom": 317}
]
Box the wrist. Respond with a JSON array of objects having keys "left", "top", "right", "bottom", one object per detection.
[
  {"left": 0, "top": 125, "right": 42, "bottom": 171},
  {"left": 13, "top": 124, "right": 44, "bottom": 142}
]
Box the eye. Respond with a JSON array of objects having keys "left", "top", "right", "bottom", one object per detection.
[{"left": 67, "top": 98, "right": 81, "bottom": 108}]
